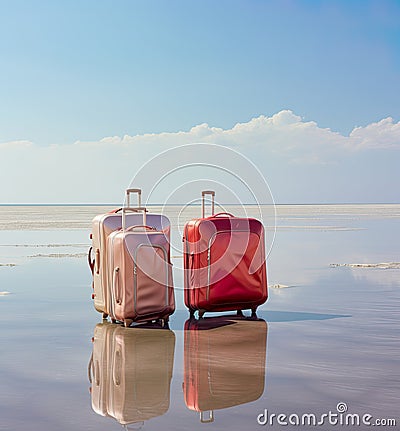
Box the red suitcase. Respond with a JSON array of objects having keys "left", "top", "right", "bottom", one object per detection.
[
  {"left": 183, "top": 316, "right": 267, "bottom": 423},
  {"left": 183, "top": 191, "right": 268, "bottom": 318}
]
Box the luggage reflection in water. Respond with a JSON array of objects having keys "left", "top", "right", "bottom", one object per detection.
[
  {"left": 183, "top": 317, "right": 268, "bottom": 423},
  {"left": 88, "top": 322, "right": 175, "bottom": 427}
]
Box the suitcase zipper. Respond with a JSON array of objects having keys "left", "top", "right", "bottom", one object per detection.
[
  {"left": 134, "top": 254, "right": 138, "bottom": 312},
  {"left": 183, "top": 227, "right": 193, "bottom": 308},
  {"left": 109, "top": 233, "right": 118, "bottom": 319}
]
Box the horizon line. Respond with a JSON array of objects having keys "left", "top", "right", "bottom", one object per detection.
[{"left": 0, "top": 202, "right": 399, "bottom": 206}]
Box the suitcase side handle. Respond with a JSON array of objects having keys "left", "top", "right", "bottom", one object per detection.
[
  {"left": 94, "top": 249, "right": 100, "bottom": 274},
  {"left": 87, "top": 352, "right": 93, "bottom": 384},
  {"left": 201, "top": 190, "right": 215, "bottom": 218},
  {"left": 87, "top": 246, "right": 94, "bottom": 275},
  {"left": 113, "top": 267, "right": 122, "bottom": 305},
  {"left": 87, "top": 352, "right": 100, "bottom": 386}
]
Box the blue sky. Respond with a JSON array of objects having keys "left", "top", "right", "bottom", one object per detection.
[{"left": 0, "top": 0, "right": 399, "bottom": 203}]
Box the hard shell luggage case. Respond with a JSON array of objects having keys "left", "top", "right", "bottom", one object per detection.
[
  {"left": 108, "top": 201, "right": 175, "bottom": 327},
  {"left": 88, "top": 189, "right": 171, "bottom": 319},
  {"left": 88, "top": 323, "right": 175, "bottom": 427},
  {"left": 183, "top": 316, "right": 267, "bottom": 423},
  {"left": 183, "top": 191, "right": 268, "bottom": 318}
]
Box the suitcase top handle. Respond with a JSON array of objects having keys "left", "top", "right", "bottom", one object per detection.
[
  {"left": 125, "top": 225, "right": 156, "bottom": 232},
  {"left": 202, "top": 190, "right": 215, "bottom": 218},
  {"left": 209, "top": 212, "right": 234, "bottom": 218},
  {"left": 121, "top": 207, "right": 147, "bottom": 213}
]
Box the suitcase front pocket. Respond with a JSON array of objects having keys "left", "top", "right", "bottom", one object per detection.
[
  {"left": 134, "top": 245, "right": 170, "bottom": 317},
  {"left": 207, "top": 231, "right": 264, "bottom": 305}
]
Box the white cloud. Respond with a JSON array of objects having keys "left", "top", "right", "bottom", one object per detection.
[
  {"left": 349, "top": 117, "right": 400, "bottom": 150},
  {"left": 0, "top": 110, "right": 399, "bottom": 203},
  {"left": 0, "top": 140, "right": 33, "bottom": 149}
]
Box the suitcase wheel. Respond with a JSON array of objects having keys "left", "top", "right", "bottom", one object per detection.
[
  {"left": 102, "top": 312, "right": 108, "bottom": 320},
  {"left": 124, "top": 319, "right": 133, "bottom": 328},
  {"left": 159, "top": 316, "right": 170, "bottom": 328}
]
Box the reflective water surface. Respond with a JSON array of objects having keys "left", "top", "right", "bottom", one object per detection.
[{"left": 0, "top": 205, "right": 399, "bottom": 430}]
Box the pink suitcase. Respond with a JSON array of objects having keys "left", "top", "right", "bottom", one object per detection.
[
  {"left": 88, "top": 189, "right": 170, "bottom": 319},
  {"left": 108, "top": 204, "right": 175, "bottom": 327},
  {"left": 183, "top": 191, "right": 268, "bottom": 319}
]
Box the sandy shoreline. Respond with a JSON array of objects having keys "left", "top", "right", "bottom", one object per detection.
[
  {"left": 28, "top": 252, "right": 87, "bottom": 258},
  {"left": 331, "top": 262, "right": 400, "bottom": 269},
  {"left": 0, "top": 204, "right": 399, "bottom": 230}
]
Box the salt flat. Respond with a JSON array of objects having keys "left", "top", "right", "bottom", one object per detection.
[{"left": 0, "top": 204, "right": 399, "bottom": 430}]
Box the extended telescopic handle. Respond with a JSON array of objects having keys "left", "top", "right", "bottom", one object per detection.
[
  {"left": 122, "top": 207, "right": 147, "bottom": 231},
  {"left": 126, "top": 188, "right": 142, "bottom": 208},
  {"left": 201, "top": 190, "right": 215, "bottom": 218},
  {"left": 200, "top": 411, "right": 214, "bottom": 423},
  {"left": 123, "top": 188, "right": 147, "bottom": 231}
]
